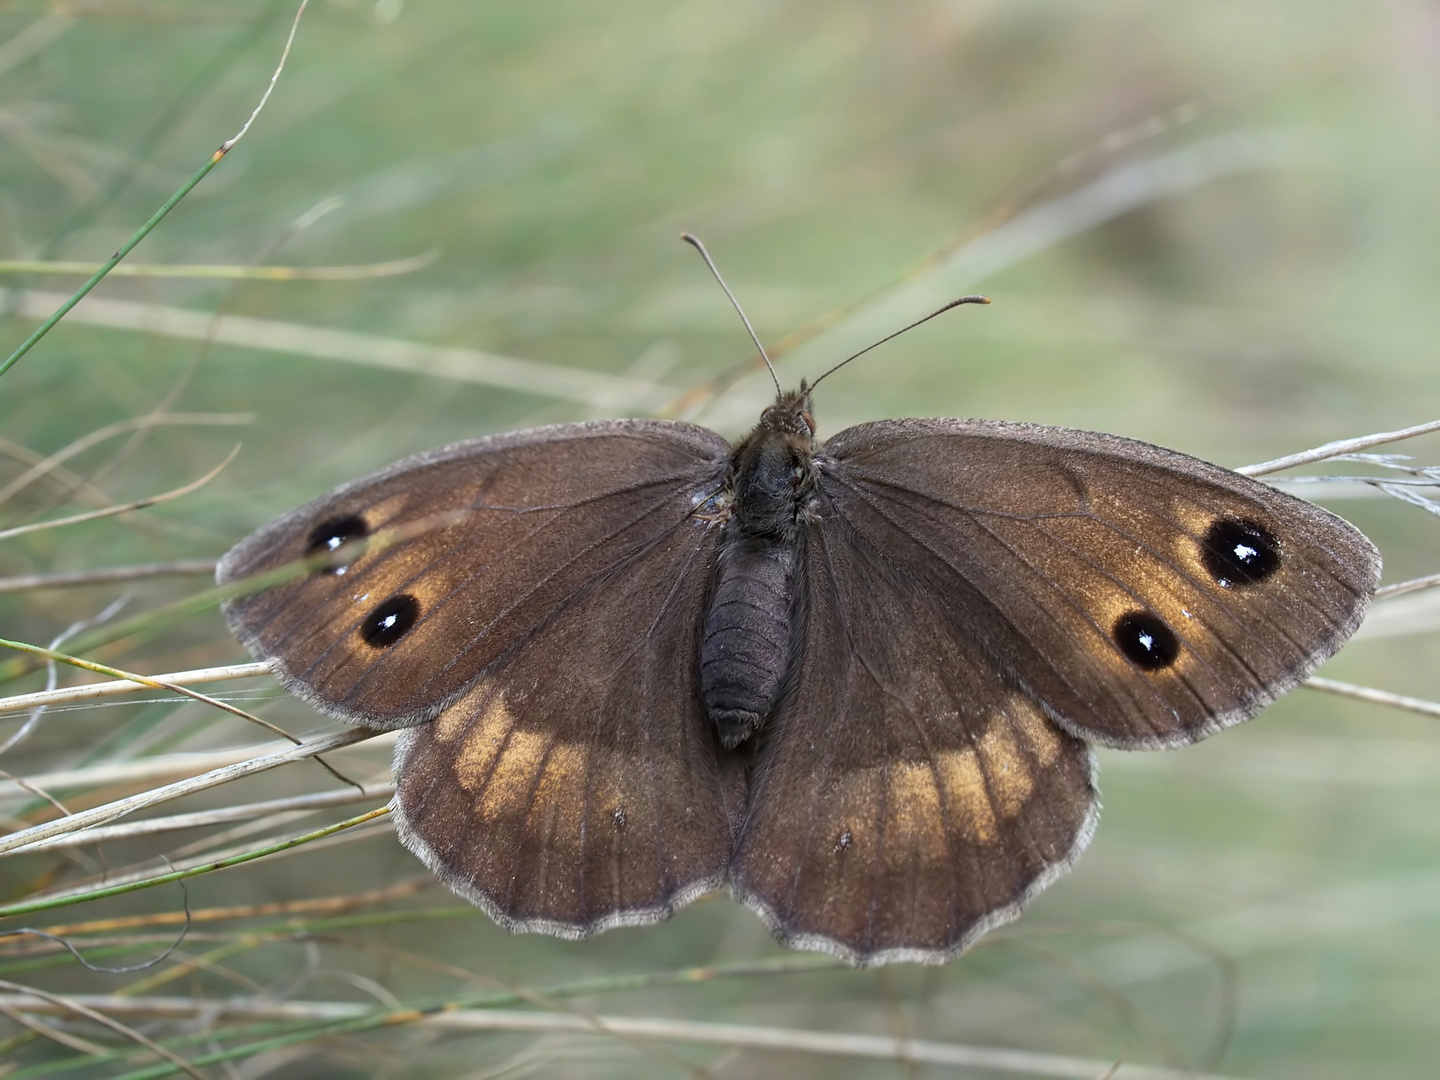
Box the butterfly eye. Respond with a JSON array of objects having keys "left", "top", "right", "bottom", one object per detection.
[
  {"left": 1113, "top": 610, "right": 1180, "bottom": 671},
  {"left": 360, "top": 594, "right": 420, "bottom": 647},
  {"left": 305, "top": 515, "right": 368, "bottom": 576},
  {"left": 800, "top": 410, "right": 815, "bottom": 434},
  {"left": 1201, "top": 517, "right": 1281, "bottom": 588}
]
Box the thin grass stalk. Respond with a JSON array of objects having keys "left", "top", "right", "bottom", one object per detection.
[
  {"left": 0, "top": 0, "right": 310, "bottom": 382},
  {"left": 0, "top": 807, "right": 389, "bottom": 919},
  {"left": 0, "top": 990, "right": 1250, "bottom": 1080}
]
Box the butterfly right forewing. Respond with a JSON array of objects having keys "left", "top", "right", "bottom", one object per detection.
[{"left": 811, "top": 419, "right": 1379, "bottom": 749}]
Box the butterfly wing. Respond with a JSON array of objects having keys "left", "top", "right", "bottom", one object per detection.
[
  {"left": 808, "top": 418, "right": 1380, "bottom": 749},
  {"left": 220, "top": 419, "right": 740, "bottom": 935},
  {"left": 730, "top": 418, "right": 1376, "bottom": 963},
  {"left": 730, "top": 516, "right": 1099, "bottom": 965},
  {"left": 391, "top": 511, "right": 741, "bottom": 936},
  {"left": 219, "top": 420, "right": 731, "bottom": 727}
]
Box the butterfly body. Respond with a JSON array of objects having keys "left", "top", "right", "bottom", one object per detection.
[
  {"left": 702, "top": 387, "right": 817, "bottom": 748},
  {"left": 221, "top": 386, "right": 1379, "bottom": 965}
]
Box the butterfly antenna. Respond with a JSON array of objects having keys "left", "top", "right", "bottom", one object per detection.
[
  {"left": 680, "top": 232, "right": 782, "bottom": 397},
  {"left": 808, "top": 294, "right": 991, "bottom": 389}
]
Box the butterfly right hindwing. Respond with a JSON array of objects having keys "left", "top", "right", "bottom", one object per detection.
[{"left": 731, "top": 513, "right": 1098, "bottom": 965}]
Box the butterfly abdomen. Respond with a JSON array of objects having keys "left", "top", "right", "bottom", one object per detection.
[{"left": 701, "top": 534, "right": 802, "bottom": 749}]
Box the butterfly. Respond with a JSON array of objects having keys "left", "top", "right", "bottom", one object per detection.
[{"left": 218, "top": 242, "right": 1380, "bottom": 966}]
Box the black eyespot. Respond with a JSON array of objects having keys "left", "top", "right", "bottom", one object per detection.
[
  {"left": 833, "top": 829, "right": 853, "bottom": 855},
  {"left": 1113, "top": 610, "right": 1180, "bottom": 671},
  {"left": 1201, "top": 517, "right": 1280, "bottom": 588},
  {"left": 305, "top": 514, "right": 368, "bottom": 575},
  {"left": 611, "top": 807, "right": 627, "bottom": 830},
  {"left": 360, "top": 594, "right": 419, "bottom": 647}
]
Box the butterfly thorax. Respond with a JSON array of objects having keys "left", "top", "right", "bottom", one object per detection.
[{"left": 700, "top": 389, "right": 817, "bottom": 749}]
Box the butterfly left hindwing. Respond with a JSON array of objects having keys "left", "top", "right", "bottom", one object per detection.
[{"left": 392, "top": 514, "right": 737, "bottom": 936}]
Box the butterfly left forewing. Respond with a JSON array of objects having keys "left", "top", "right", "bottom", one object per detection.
[
  {"left": 218, "top": 420, "right": 731, "bottom": 727},
  {"left": 730, "top": 518, "right": 1098, "bottom": 965}
]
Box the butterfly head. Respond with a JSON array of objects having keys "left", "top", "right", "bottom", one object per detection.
[{"left": 758, "top": 383, "right": 815, "bottom": 441}]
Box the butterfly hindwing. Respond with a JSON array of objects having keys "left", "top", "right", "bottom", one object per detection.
[
  {"left": 392, "top": 514, "right": 739, "bottom": 936},
  {"left": 731, "top": 516, "right": 1098, "bottom": 965},
  {"left": 811, "top": 418, "right": 1380, "bottom": 749}
]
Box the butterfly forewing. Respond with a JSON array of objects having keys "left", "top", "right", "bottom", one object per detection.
[
  {"left": 219, "top": 421, "right": 732, "bottom": 727},
  {"left": 814, "top": 419, "right": 1381, "bottom": 749},
  {"left": 731, "top": 518, "right": 1098, "bottom": 965}
]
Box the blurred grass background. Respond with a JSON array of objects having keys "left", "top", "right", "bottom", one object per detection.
[{"left": 2, "top": 1, "right": 1439, "bottom": 1077}]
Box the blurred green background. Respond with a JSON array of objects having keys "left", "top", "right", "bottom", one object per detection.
[{"left": 2, "top": 1, "right": 1439, "bottom": 1077}]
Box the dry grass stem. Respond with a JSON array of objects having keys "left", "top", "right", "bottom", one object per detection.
[
  {"left": 0, "top": 413, "right": 250, "bottom": 507},
  {"left": 0, "top": 560, "right": 219, "bottom": 595},
  {"left": 0, "top": 642, "right": 308, "bottom": 752},
  {"left": 0, "top": 999, "right": 109, "bottom": 1056},
  {"left": 12, "top": 784, "right": 395, "bottom": 854},
  {"left": 0, "top": 728, "right": 379, "bottom": 855},
  {"left": 0, "top": 980, "right": 207, "bottom": 1080},
  {"left": 0, "top": 288, "right": 677, "bottom": 410},
  {"left": 1374, "top": 572, "right": 1440, "bottom": 599},
  {"left": 0, "top": 743, "right": 292, "bottom": 802},
  {"left": 0, "top": 661, "right": 270, "bottom": 715},
  {"left": 0, "top": 250, "right": 438, "bottom": 280},
  {"left": 218, "top": 0, "right": 309, "bottom": 154},
  {"left": 31, "top": 879, "right": 433, "bottom": 937},
  {"left": 0, "top": 991, "right": 1249, "bottom": 1080},
  {"left": 0, "top": 435, "right": 115, "bottom": 508},
  {"left": 1302, "top": 678, "right": 1440, "bottom": 719},
  {"left": 1238, "top": 418, "right": 1440, "bottom": 476},
  {"left": 0, "top": 445, "right": 240, "bottom": 541},
  {"left": 25, "top": 813, "right": 393, "bottom": 906}
]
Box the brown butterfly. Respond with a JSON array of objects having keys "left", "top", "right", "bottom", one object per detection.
[{"left": 219, "top": 240, "right": 1379, "bottom": 966}]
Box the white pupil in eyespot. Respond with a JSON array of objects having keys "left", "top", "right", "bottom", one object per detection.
[
  {"left": 1138, "top": 631, "right": 1154, "bottom": 650},
  {"left": 1234, "top": 543, "right": 1257, "bottom": 563},
  {"left": 378, "top": 613, "right": 398, "bottom": 630}
]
